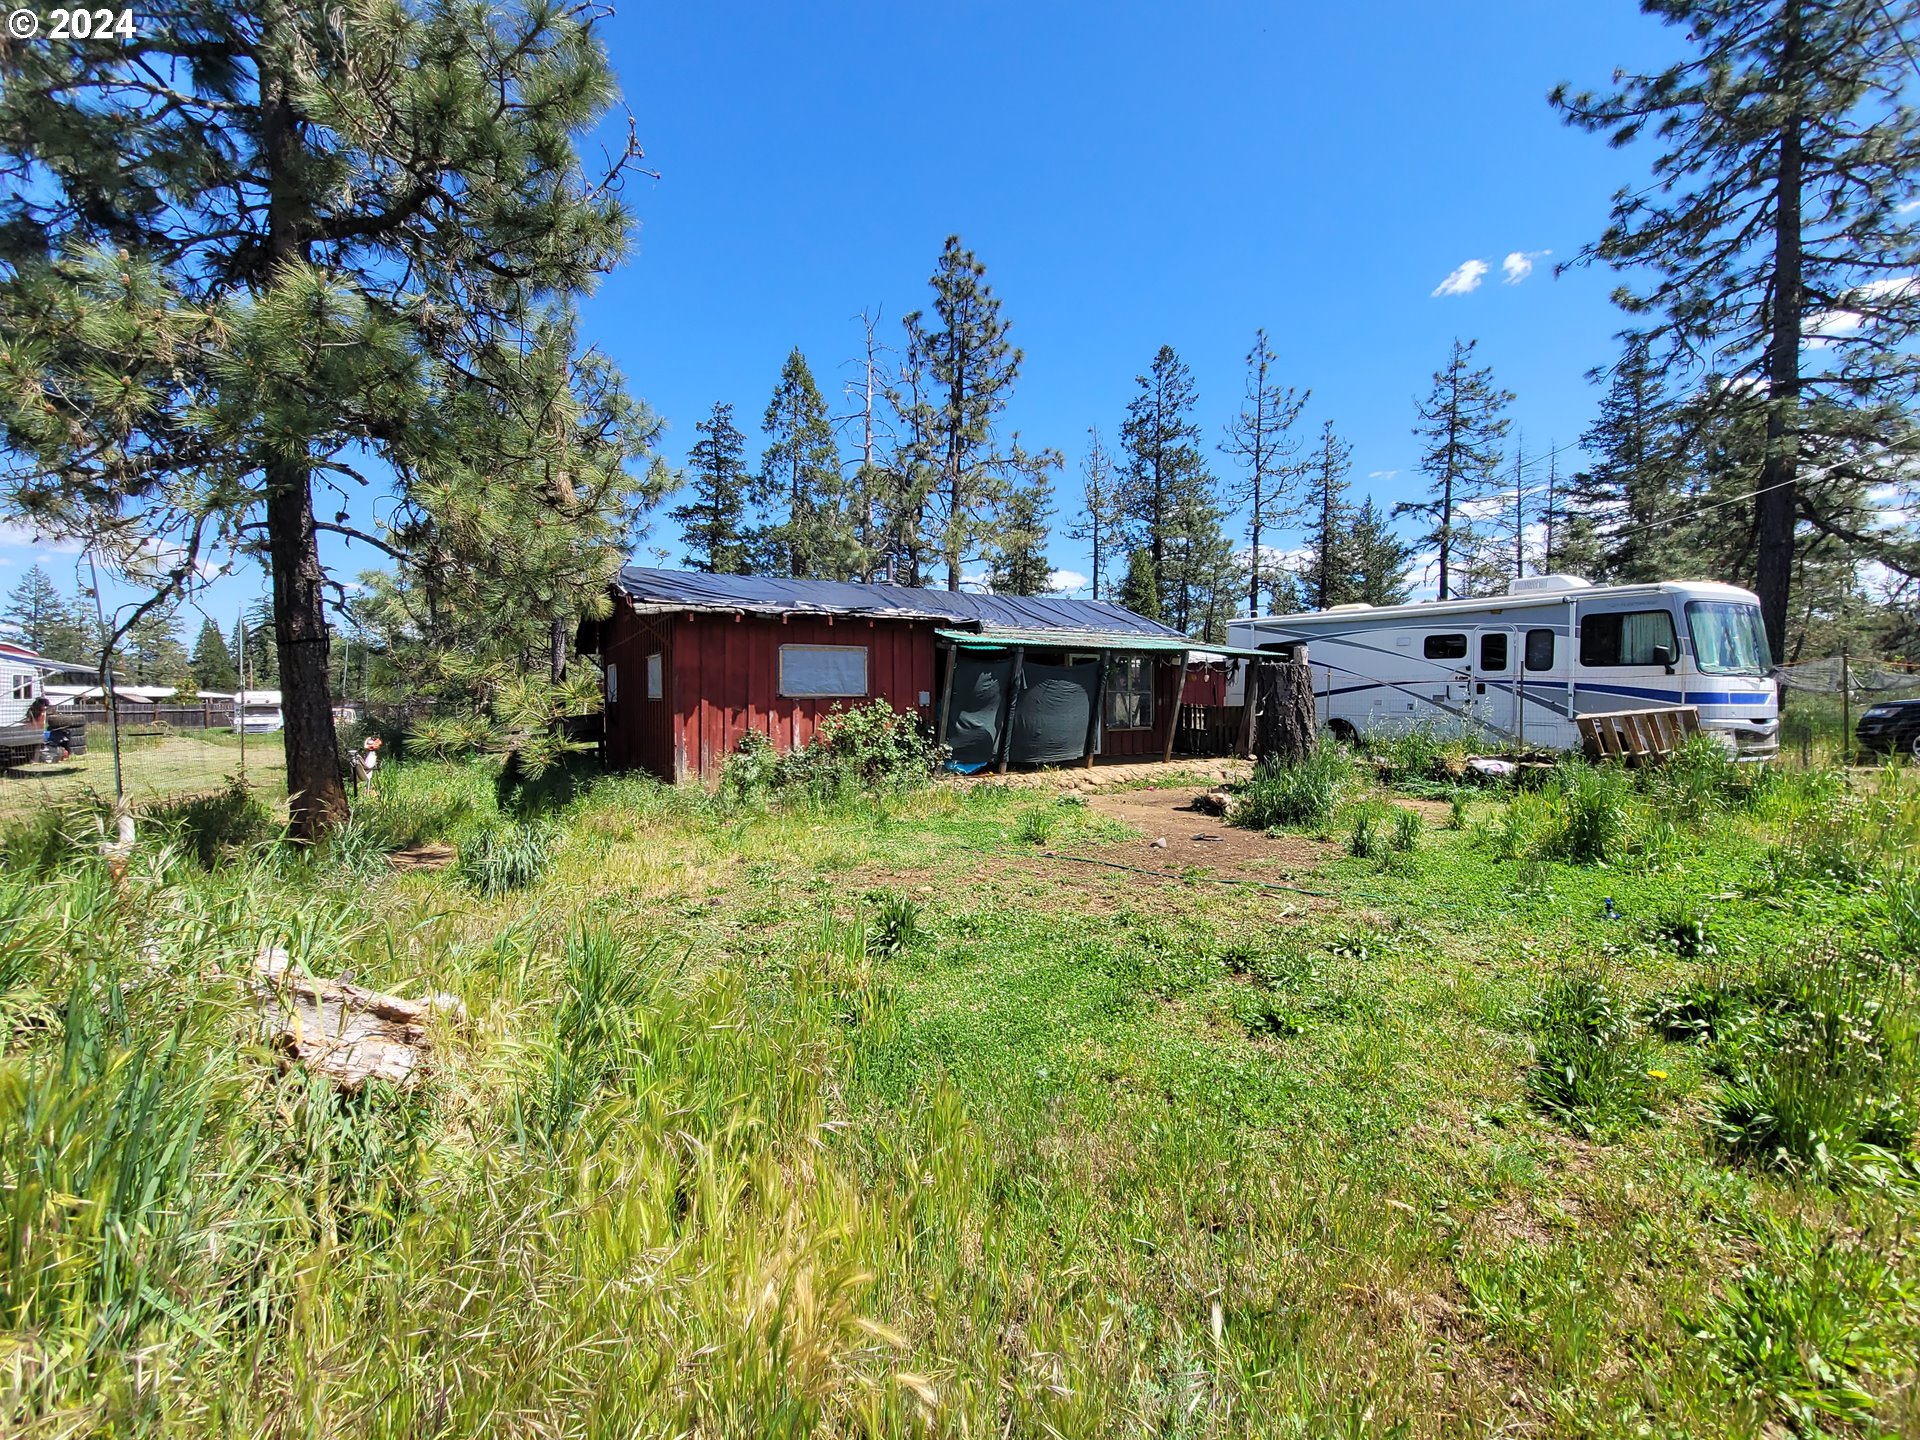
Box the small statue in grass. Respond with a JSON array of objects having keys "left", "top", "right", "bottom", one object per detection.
[{"left": 351, "top": 735, "right": 383, "bottom": 799}]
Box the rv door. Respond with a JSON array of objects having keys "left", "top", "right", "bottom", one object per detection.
[{"left": 1473, "top": 628, "right": 1518, "bottom": 742}]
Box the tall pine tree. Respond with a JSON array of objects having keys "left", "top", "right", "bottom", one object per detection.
[
  {"left": 1220, "top": 330, "right": 1307, "bottom": 618},
  {"left": 1569, "top": 337, "right": 1694, "bottom": 582},
  {"left": 1397, "top": 340, "right": 1513, "bottom": 599},
  {"left": 1554, "top": 0, "right": 1920, "bottom": 661},
  {"left": 190, "top": 618, "right": 239, "bottom": 692},
  {"left": 899, "top": 238, "right": 1024, "bottom": 591},
  {"left": 1301, "top": 422, "right": 1357, "bottom": 610},
  {"left": 671, "top": 403, "right": 754, "bottom": 575},
  {"left": 1349, "top": 500, "right": 1415, "bottom": 606},
  {"left": 1068, "top": 428, "right": 1123, "bottom": 601},
  {"left": 1120, "top": 345, "right": 1222, "bottom": 630},
  {"left": 3, "top": 564, "right": 90, "bottom": 660},
  {"left": 760, "top": 349, "right": 861, "bottom": 579},
  {"left": 989, "top": 445, "right": 1057, "bottom": 596}
]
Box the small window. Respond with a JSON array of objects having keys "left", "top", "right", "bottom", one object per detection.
[
  {"left": 11, "top": 674, "right": 33, "bottom": 701},
  {"left": 1525, "top": 629, "right": 1555, "bottom": 672},
  {"left": 779, "top": 644, "right": 868, "bottom": 698},
  {"left": 1106, "top": 655, "right": 1155, "bottom": 730},
  {"left": 1479, "top": 633, "right": 1508, "bottom": 672},
  {"left": 1579, "top": 609, "right": 1678, "bottom": 668},
  {"left": 606, "top": 663, "right": 618, "bottom": 703},
  {"left": 645, "top": 652, "right": 663, "bottom": 700},
  {"left": 1423, "top": 634, "right": 1468, "bottom": 661}
]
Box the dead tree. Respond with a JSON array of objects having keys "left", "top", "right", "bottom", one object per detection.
[{"left": 1252, "top": 647, "right": 1316, "bottom": 765}]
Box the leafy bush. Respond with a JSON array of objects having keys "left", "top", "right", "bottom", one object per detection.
[
  {"left": 1647, "top": 901, "right": 1716, "bottom": 959},
  {"left": 1234, "top": 743, "right": 1354, "bottom": 830},
  {"left": 1547, "top": 763, "right": 1633, "bottom": 864},
  {"left": 1525, "top": 970, "right": 1654, "bottom": 1136},
  {"left": 457, "top": 820, "right": 555, "bottom": 896},
  {"left": 1361, "top": 725, "right": 1466, "bottom": 785},
  {"left": 720, "top": 701, "right": 938, "bottom": 808}
]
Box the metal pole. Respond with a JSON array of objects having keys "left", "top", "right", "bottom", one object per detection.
[
  {"left": 85, "top": 551, "right": 124, "bottom": 805},
  {"left": 237, "top": 618, "right": 247, "bottom": 782},
  {"left": 1841, "top": 647, "right": 1850, "bottom": 769}
]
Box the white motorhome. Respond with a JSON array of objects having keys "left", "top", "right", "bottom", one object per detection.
[
  {"left": 1228, "top": 576, "right": 1779, "bottom": 760},
  {"left": 234, "top": 689, "right": 284, "bottom": 734}
]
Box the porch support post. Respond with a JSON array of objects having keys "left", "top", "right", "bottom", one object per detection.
[
  {"left": 935, "top": 640, "right": 957, "bottom": 748},
  {"left": 1084, "top": 650, "right": 1110, "bottom": 768},
  {"left": 994, "top": 646, "right": 1025, "bottom": 775},
  {"left": 1161, "top": 650, "right": 1187, "bottom": 763}
]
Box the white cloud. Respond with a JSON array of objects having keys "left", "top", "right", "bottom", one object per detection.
[
  {"left": 1900, "top": 199, "right": 1920, "bottom": 214},
  {"left": 1367, "top": 469, "right": 1398, "bottom": 480},
  {"left": 1502, "top": 249, "right": 1551, "bottom": 285},
  {"left": 1047, "top": 569, "right": 1087, "bottom": 594},
  {"left": 1806, "top": 274, "right": 1917, "bottom": 347},
  {"left": 1431, "top": 259, "right": 1489, "bottom": 297},
  {"left": 0, "top": 521, "right": 83, "bottom": 554}
]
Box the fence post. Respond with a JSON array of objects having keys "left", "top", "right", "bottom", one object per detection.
[{"left": 1840, "top": 648, "right": 1850, "bottom": 769}]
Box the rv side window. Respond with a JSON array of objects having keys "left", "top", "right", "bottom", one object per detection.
[
  {"left": 1479, "top": 633, "right": 1508, "bottom": 672},
  {"left": 1579, "top": 610, "right": 1677, "bottom": 667},
  {"left": 1423, "top": 634, "right": 1467, "bottom": 661},
  {"left": 1524, "top": 629, "right": 1555, "bottom": 671}
]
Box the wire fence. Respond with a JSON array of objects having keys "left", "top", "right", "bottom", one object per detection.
[{"left": 1777, "top": 655, "right": 1920, "bottom": 767}]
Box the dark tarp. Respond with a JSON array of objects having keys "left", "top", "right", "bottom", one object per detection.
[
  {"left": 946, "top": 654, "right": 1014, "bottom": 769},
  {"left": 1008, "top": 662, "right": 1100, "bottom": 765}
]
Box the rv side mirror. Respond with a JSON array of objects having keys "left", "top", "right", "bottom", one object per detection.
[{"left": 1651, "top": 644, "right": 1675, "bottom": 673}]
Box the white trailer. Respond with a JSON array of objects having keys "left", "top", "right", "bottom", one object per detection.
[{"left": 1228, "top": 575, "right": 1779, "bottom": 760}]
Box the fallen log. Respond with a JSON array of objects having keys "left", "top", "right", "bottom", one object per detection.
[{"left": 252, "top": 946, "right": 464, "bottom": 1093}]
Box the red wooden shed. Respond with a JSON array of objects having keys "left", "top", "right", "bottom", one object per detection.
[{"left": 581, "top": 568, "right": 1250, "bottom": 784}]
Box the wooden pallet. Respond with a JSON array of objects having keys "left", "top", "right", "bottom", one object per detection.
[{"left": 1578, "top": 706, "right": 1701, "bottom": 764}]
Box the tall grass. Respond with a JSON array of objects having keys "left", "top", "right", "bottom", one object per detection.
[
  {"left": 1234, "top": 743, "right": 1355, "bottom": 830},
  {"left": 1524, "top": 969, "right": 1654, "bottom": 1136}
]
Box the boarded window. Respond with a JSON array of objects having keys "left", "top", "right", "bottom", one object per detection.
[
  {"left": 1525, "top": 629, "right": 1555, "bottom": 671},
  {"left": 605, "top": 663, "right": 618, "bottom": 703},
  {"left": 645, "top": 652, "right": 663, "bottom": 700},
  {"left": 1579, "top": 610, "right": 1677, "bottom": 668},
  {"left": 779, "top": 644, "right": 869, "bottom": 698},
  {"left": 1106, "top": 655, "right": 1155, "bottom": 730},
  {"left": 1423, "top": 634, "right": 1468, "bottom": 661},
  {"left": 1479, "top": 632, "right": 1508, "bottom": 672}
]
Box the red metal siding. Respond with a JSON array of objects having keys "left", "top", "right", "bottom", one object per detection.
[{"left": 601, "top": 612, "right": 678, "bottom": 779}]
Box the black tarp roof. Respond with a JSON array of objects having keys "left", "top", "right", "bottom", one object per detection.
[{"left": 614, "top": 567, "right": 1185, "bottom": 639}]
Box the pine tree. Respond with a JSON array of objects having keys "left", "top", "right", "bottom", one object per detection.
[
  {"left": 1300, "top": 422, "right": 1357, "bottom": 610},
  {"left": 0, "top": 2, "right": 664, "bottom": 835},
  {"left": 1220, "top": 330, "right": 1307, "bottom": 619},
  {"left": 1117, "top": 547, "right": 1163, "bottom": 623},
  {"left": 760, "top": 349, "right": 861, "bottom": 579},
  {"left": 1068, "top": 428, "right": 1123, "bottom": 601},
  {"left": 190, "top": 618, "right": 239, "bottom": 692},
  {"left": 3, "top": 564, "right": 90, "bottom": 659},
  {"left": 989, "top": 445, "right": 1057, "bottom": 596},
  {"left": 1569, "top": 338, "right": 1694, "bottom": 582},
  {"left": 898, "top": 238, "right": 1024, "bottom": 591},
  {"left": 1349, "top": 500, "right": 1414, "bottom": 606},
  {"left": 671, "top": 403, "right": 754, "bottom": 575},
  {"left": 1397, "top": 340, "right": 1513, "bottom": 599},
  {"left": 125, "top": 608, "right": 192, "bottom": 689},
  {"left": 1120, "top": 345, "right": 1220, "bottom": 628},
  {"left": 1554, "top": 0, "right": 1920, "bottom": 662}
]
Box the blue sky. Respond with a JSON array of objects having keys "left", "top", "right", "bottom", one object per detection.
[{"left": 2, "top": 0, "right": 1684, "bottom": 636}]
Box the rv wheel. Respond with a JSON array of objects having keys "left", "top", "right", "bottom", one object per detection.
[{"left": 1328, "top": 719, "right": 1358, "bottom": 745}]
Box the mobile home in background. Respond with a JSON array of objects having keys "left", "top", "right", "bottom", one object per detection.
[{"left": 1228, "top": 576, "right": 1779, "bottom": 760}]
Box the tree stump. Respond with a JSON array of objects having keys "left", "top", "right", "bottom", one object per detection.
[{"left": 1252, "top": 650, "right": 1316, "bottom": 766}]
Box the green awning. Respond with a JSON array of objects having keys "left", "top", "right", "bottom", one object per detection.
[{"left": 934, "top": 627, "right": 1280, "bottom": 660}]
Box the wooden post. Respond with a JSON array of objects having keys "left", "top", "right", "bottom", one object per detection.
[
  {"left": 1084, "top": 650, "right": 1110, "bottom": 768},
  {"left": 1161, "top": 651, "right": 1187, "bottom": 763},
  {"left": 994, "top": 647, "right": 1025, "bottom": 774},
  {"left": 1234, "top": 660, "right": 1257, "bottom": 759},
  {"left": 935, "top": 641, "right": 957, "bottom": 748}
]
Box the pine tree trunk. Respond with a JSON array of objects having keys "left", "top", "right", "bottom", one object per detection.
[
  {"left": 550, "top": 613, "right": 568, "bottom": 683},
  {"left": 260, "top": 11, "right": 345, "bottom": 839},
  {"left": 1755, "top": 23, "right": 1803, "bottom": 667}
]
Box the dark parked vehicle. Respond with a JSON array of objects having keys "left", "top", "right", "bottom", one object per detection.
[{"left": 1854, "top": 698, "right": 1920, "bottom": 760}]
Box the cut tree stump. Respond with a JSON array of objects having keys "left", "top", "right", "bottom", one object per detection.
[
  {"left": 252, "top": 946, "right": 465, "bottom": 1092},
  {"left": 1252, "top": 648, "right": 1316, "bottom": 766}
]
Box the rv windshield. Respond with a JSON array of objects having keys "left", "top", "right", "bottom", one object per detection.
[{"left": 1686, "top": 602, "right": 1771, "bottom": 676}]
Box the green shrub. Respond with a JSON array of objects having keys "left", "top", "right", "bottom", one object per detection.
[
  {"left": 721, "top": 701, "right": 938, "bottom": 808},
  {"left": 1548, "top": 763, "right": 1634, "bottom": 864},
  {"left": 143, "top": 778, "right": 274, "bottom": 867},
  {"left": 1647, "top": 901, "right": 1716, "bottom": 959},
  {"left": 1234, "top": 743, "right": 1354, "bottom": 830},
  {"left": 1524, "top": 970, "right": 1654, "bottom": 1136},
  {"left": 1647, "top": 734, "right": 1755, "bottom": 824},
  {"left": 1391, "top": 807, "right": 1422, "bottom": 852},
  {"left": 457, "top": 820, "right": 555, "bottom": 896},
  {"left": 1447, "top": 793, "right": 1469, "bottom": 831},
  {"left": 1346, "top": 810, "right": 1381, "bottom": 859},
  {"left": 1362, "top": 725, "right": 1465, "bottom": 786},
  {"left": 1013, "top": 806, "right": 1058, "bottom": 845},
  {"left": 0, "top": 800, "right": 98, "bottom": 875},
  {"left": 867, "top": 889, "right": 924, "bottom": 956}
]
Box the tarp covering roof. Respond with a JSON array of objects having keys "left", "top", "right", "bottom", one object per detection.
[{"left": 615, "top": 566, "right": 1184, "bottom": 639}]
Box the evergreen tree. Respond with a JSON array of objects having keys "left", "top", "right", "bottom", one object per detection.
[
  {"left": 1300, "top": 422, "right": 1357, "bottom": 610},
  {"left": 670, "top": 403, "right": 754, "bottom": 575},
  {"left": 1396, "top": 340, "right": 1513, "bottom": 599},
  {"left": 760, "top": 349, "right": 861, "bottom": 579},
  {"left": 989, "top": 446, "right": 1057, "bottom": 596},
  {"left": 1220, "top": 330, "right": 1307, "bottom": 618},
  {"left": 1266, "top": 569, "right": 1305, "bottom": 617},
  {"left": 0, "top": 1, "right": 664, "bottom": 835},
  {"left": 1349, "top": 500, "right": 1414, "bottom": 606},
  {"left": 1117, "top": 547, "right": 1163, "bottom": 623},
  {"left": 1120, "top": 345, "right": 1219, "bottom": 628},
  {"left": 125, "top": 608, "right": 192, "bottom": 688},
  {"left": 898, "top": 238, "right": 1024, "bottom": 590},
  {"left": 3, "top": 564, "right": 90, "bottom": 659},
  {"left": 1554, "top": 0, "right": 1920, "bottom": 662},
  {"left": 1068, "top": 428, "right": 1123, "bottom": 601},
  {"left": 190, "top": 618, "right": 239, "bottom": 692},
  {"left": 1569, "top": 338, "right": 1694, "bottom": 582}
]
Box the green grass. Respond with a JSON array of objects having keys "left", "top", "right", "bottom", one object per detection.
[
  {"left": 0, "top": 730, "right": 287, "bottom": 820},
  {"left": 2, "top": 754, "right": 1918, "bottom": 1435}
]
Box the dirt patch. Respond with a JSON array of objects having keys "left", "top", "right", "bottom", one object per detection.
[
  {"left": 1085, "top": 786, "right": 1327, "bottom": 872},
  {"left": 954, "top": 758, "right": 1254, "bottom": 795}
]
